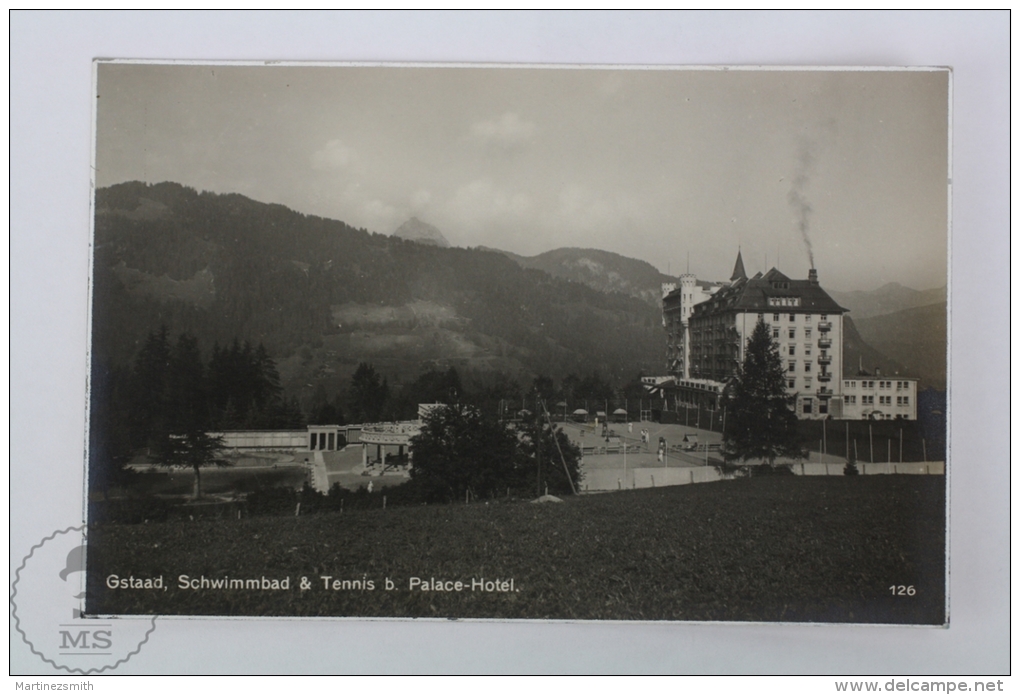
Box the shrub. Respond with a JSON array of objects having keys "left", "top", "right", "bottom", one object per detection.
[{"left": 749, "top": 463, "right": 795, "bottom": 477}]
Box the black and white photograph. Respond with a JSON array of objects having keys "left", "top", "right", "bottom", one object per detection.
[
  {"left": 10, "top": 10, "right": 1009, "bottom": 677},
  {"left": 84, "top": 62, "right": 948, "bottom": 624}
]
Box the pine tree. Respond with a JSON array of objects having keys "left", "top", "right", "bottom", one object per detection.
[
  {"left": 167, "top": 333, "right": 206, "bottom": 433},
  {"left": 723, "top": 318, "right": 805, "bottom": 467},
  {"left": 349, "top": 363, "right": 388, "bottom": 424},
  {"left": 129, "top": 326, "right": 172, "bottom": 449}
]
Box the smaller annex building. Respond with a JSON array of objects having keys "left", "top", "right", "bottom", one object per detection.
[{"left": 840, "top": 377, "right": 918, "bottom": 420}]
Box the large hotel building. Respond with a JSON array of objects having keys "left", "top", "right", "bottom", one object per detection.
[{"left": 659, "top": 251, "right": 917, "bottom": 420}]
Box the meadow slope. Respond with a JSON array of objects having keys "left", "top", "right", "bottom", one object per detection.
[{"left": 87, "top": 476, "right": 945, "bottom": 624}]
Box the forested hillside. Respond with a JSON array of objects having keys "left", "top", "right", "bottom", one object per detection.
[{"left": 91, "top": 182, "right": 665, "bottom": 406}]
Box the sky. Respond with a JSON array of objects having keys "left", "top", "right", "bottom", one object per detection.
[{"left": 95, "top": 63, "right": 949, "bottom": 292}]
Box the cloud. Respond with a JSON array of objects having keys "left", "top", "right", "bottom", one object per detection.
[
  {"left": 468, "top": 112, "right": 536, "bottom": 152},
  {"left": 549, "top": 183, "right": 645, "bottom": 234},
  {"left": 446, "top": 179, "right": 533, "bottom": 230},
  {"left": 310, "top": 139, "right": 358, "bottom": 171},
  {"left": 410, "top": 189, "right": 433, "bottom": 212},
  {"left": 360, "top": 198, "right": 399, "bottom": 231}
]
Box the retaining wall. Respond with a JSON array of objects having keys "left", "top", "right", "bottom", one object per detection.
[{"left": 580, "top": 461, "right": 945, "bottom": 491}]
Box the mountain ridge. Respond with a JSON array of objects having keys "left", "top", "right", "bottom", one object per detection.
[
  {"left": 91, "top": 182, "right": 665, "bottom": 408},
  {"left": 829, "top": 282, "right": 946, "bottom": 321},
  {"left": 480, "top": 245, "right": 680, "bottom": 307}
]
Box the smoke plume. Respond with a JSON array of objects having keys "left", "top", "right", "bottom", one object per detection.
[{"left": 787, "top": 145, "right": 816, "bottom": 268}]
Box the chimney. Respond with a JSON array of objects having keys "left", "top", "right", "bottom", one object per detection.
[{"left": 808, "top": 268, "right": 818, "bottom": 284}]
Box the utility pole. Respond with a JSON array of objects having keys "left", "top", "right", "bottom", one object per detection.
[
  {"left": 535, "top": 412, "right": 543, "bottom": 497},
  {"left": 539, "top": 399, "right": 577, "bottom": 495},
  {"left": 869, "top": 424, "right": 874, "bottom": 463}
]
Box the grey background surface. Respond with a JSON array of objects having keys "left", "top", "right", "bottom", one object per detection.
[{"left": 10, "top": 11, "right": 1009, "bottom": 674}]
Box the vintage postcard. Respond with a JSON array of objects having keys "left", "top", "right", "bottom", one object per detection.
[{"left": 81, "top": 62, "right": 949, "bottom": 625}]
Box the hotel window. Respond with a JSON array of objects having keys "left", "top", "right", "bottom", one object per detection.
[
  {"left": 805, "top": 327, "right": 812, "bottom": 338},
  {"left": 820, "top": 314, "right": 828, "bottom": 321},
  {"left": 789, "top": 314, "right": 796, "bottom": 322},
  {"left": 773, "top": 313, "right": 780, "bottom": 322},
  {"left": 788, "top": 379, "right": 796, "bottom": 389},
  {"left": 805, "top": 314, "right": 812, "bottom": 320},
  {"left": 879, "top": 396, "right": 891, "bottom": 406},
  {"left": 846, "top": 395, "right": 856, "bottom": 404},
  {"left": 773, "top": 328, "right": 780, "bottom": 339},
  {"left": 788, "top": 328, "right": 796, "bottom": 339},
  {"left": 788, "top": 345, "right": 796, "bottom": 356},
  {"left": 863, "top": 395, "right": 874, "bottom": 405},
  {"left": 804, "top": 361, "right": 812, "bottom": 373},
  {"left": 804, "top": 344, "right": 812, "bottom": 356},
  {"left": 804, "top": 378, "right": 812, "bottom": 388},
  {"left": 788, "top": 361, "right": 796, "bottom": 373},
  {"left": 802, "top": 398, "right": 813, "bottom": 415},
  {"left": 897, "top": 396, "right": 909, "bottom": 406}
]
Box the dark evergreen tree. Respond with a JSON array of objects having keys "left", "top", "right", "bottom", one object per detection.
[
  {"left": 149, "top": 332, "right": 227, "bottom": 499},
  {"left": 252, "top": 343, "right": 282, "bottom": 411},
  {"left": 128, "top": 326, "right": 172, "bottom": 449},
  {"left": 282, "top": 395, "right": 309, "bottom": 428},
  {"left": 530, "top": 375, "right": 556, "bottom": 401},
  {"left": 390, "top": 367, "right": 463, "bottom": 419},
  {"left": 206, "top": 339, "right": 290, "bottom": 428},
  {"left": 88, "top": 365, "right": 135, "bottom": 500},
  {"left": 167, "top": 333, "right": 207, "bottom": 432},
  {"left": 621, "top": 371, "right": 648, "bottom": 403},
  {"left": 348, "top": 363, "right": 389, "bottom": 423},
  {"left": 309, "top": 385, "right": 345, "bottom": 425},
  {"left": 722, "top": 318, "right": 806, "bottom": 467}
]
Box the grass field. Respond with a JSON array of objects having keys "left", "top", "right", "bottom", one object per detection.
[{"left": 86, "top": 476, "right": 945, "bottom": 624}]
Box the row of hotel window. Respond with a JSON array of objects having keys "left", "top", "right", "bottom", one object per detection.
[
  {"left": 759, "top": 313, "right": 829, "bottom": 322},
  {"left": 773, "top": 327, "right": 819, "bottom": 339},
  {"left": 844, "top": 395, "right": 911, "bottom": 406},
  {"left": 844, "top": 380, "right": 913, "bottom": 390},
  {"left": 788, "top": 361, "right": 829, "bottom": 373},
  {"left": 784, "top": 344, "right": 827, "bottom": 356}
]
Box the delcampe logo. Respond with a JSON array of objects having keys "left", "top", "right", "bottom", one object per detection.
[{"left": 12, "top": 526, "right": 156, "bottom": 674}]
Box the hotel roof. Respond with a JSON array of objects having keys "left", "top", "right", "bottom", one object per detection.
[{"left": 691, "top": 267, "right": 847, "bottom": 317}]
